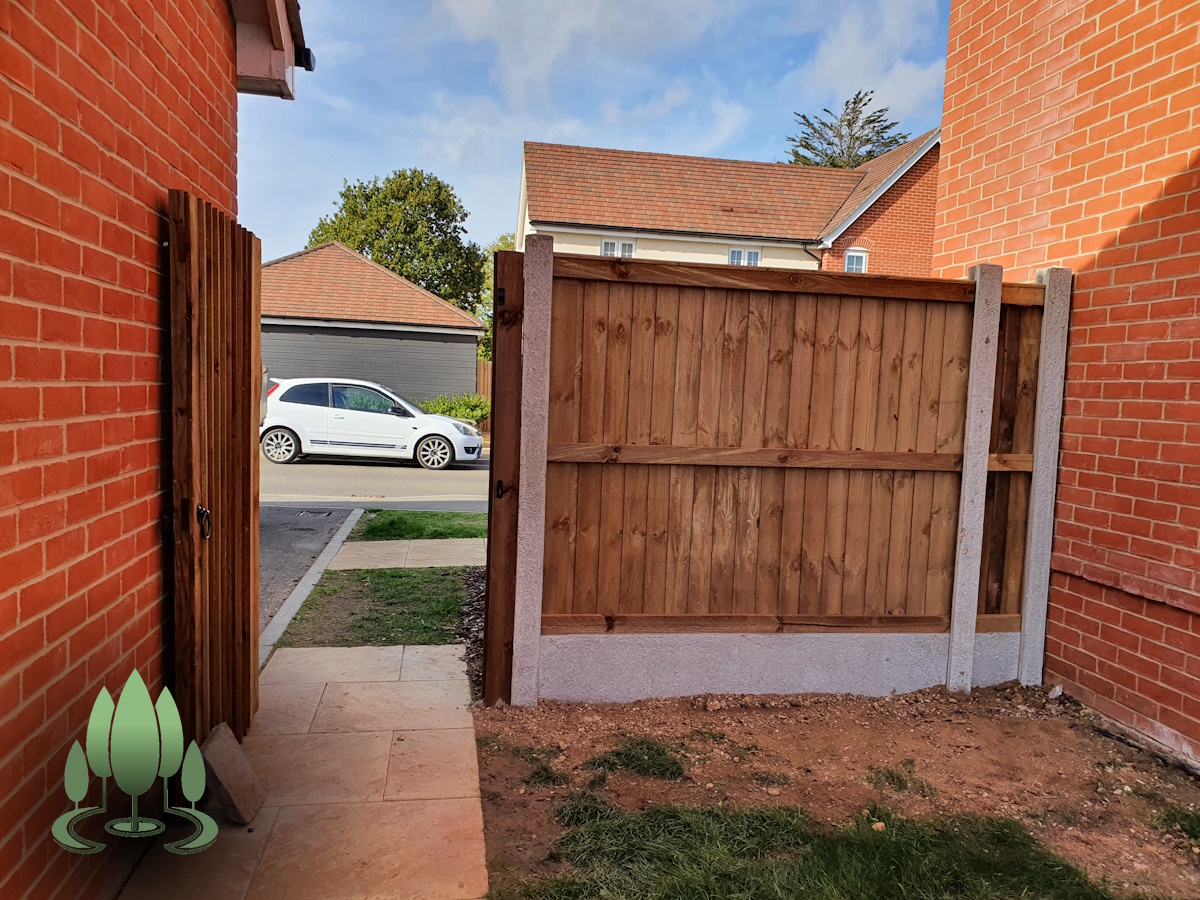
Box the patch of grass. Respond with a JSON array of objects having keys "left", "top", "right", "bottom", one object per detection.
[
  {"left": 1153, "top": 805, "right": 1200, "bottom": 840},
  {"left": 524, "top": 764, "right": 569, "bottom": 788},
  {"left": 277, "top": 567, "right": 465, "bottom": 647},
  {"left": 493, "top": 797, "right": 1131, "bottom": 899},
  {"left": 512, "top": 746, "right": 562, "bottom": 765},
  {"left": 866, "top": 759, "right": 937, "bottom": 798},
  {"left": 352, "top": 509, "right": 488, "bottom": 541},
  {"left": 584, "top": 737, "right": 685, "bottom": 781}
]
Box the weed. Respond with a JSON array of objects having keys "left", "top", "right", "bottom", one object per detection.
[
  {"left": 585, "top": 771, "right": 608, "bottom": 791},
  {"left": 491, "top": 798, "right": 1125, "bottom": 899},
  {"left": 512, "top": 746, "right": 561, "bottom": 765},
  {"left": 867, "top": 759, "right": 937, "bottom": 798},
  {"left": 1153, "top": 805, "right": 1200, "bottom": 841},
  {"left": 752, "top": 772, "right": 790, "bottom": 787},
  {"left": 584, "top": 736, "right": 685, "bottom": 780},
  {"left": 524, "top": 764, "right": 569, "bottom": 788}
]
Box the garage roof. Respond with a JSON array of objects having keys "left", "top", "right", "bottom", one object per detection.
[{"left": 261, "top": 242, "right": 482, "bottom": 331}]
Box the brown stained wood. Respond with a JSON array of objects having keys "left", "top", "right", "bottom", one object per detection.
[
  {"left": 687, "top": 289, "right": 728, "bottom": 613},
  {"left": 926, "top": 302, "right": 973, "bottom": 616},
  {"left": 200, "top": 202, "right": 214, "bottom": 737},
  {"left": 1001, "top": 306, "right": 1042, "bottom": 614},
  {"left": 980, "top": 306, "right": 1021, "bottom": 615},
  {"left": 665, "top": 288, "right": 703, "bottom": 614},
  {"left": 885, "top": 300, "right": 927, "bottom": 615},
  {"left": 842, "top": 298, "right": 883, "bottom": 613},
  {"left": 976, "top": 613, "right": 1022, "bottom": 633},
  {"left": 907, "top": 302, "right": 946, "bottom": 614},
  {"left": 230, "top": 223, "right": 245, "bottom": 734},
  {"left": 572, "top": 281, "right": 610, "bottom": 614},
  {"left": 546, "top": 444, "right": 964, "bottom": 470},
  {"left": 799, "top": 297, "right": 839, "bottom": 613},
  {"left": 541, "top": 614, "right": 950, "bottom": 634},
  {"left": 709, "top": 292, "right": 748, "bottom": 612},
  {"left": 618, "top": 284, "right": 656, "bottom": 613},
  {"left": 643, "top": 286, "right": 679, "bottom": 614},
  {"left": 821, "top": 297, "right": 862, "bottom": 614},
  {"left": 597, "top": 283, "right": 633, "bottom": 616},
  {"left": 247, "top": 233, "right": 262, "bottom": 721},
  {"left": 482, "top": 250, "right": 524, "bottom": 704},
  {"left": 865, "top": 299, "right": 906, "bottom": 613},
  {"left": 755, "top": 295, "right": 795, "bottom": 612},
  {"left": 733, "top": 292, "right": 772, "bottom": 611},
  {"left": 779, "top": 295, "right": 817, "bottom": 614},
  {"left": 542, "top": 279, "right": 582, "bottom": 616}
]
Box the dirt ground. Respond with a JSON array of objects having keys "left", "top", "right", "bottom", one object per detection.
[{"left": 474, "top": 685, "right": 1200, "bottom": 897}]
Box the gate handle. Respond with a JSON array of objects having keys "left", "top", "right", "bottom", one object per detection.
[
  {"left": 495, "top": 480, "right": 506, "bottom": 499},
  {"left": 197, "top": 505, "right": 212, "bottom": 540}
]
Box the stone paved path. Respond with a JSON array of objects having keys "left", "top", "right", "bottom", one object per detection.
[
  {"left": 120, "top": 645, "right": 487, "bottom": 900},
  {"left": 328, "top": 538, "right": 486, "bottom": 570}
]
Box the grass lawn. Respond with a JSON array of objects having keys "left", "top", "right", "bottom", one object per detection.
[
  {"left": 495, "top": 795, "right": 1130, "bottom": 900},
  {"left": 277, "top": 567, "right": 465, "bottom": 647},
  {"left": 351, "top": 509, "right": 488, "bottom": 541}
]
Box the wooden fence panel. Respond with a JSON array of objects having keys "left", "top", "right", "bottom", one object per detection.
[
  {"left": 537, "top": 256, "right": 1045, "bottom": 634},
  {"left": 169, "top": 191, "right": 261, "bottom": 744},
  {"left": 476, "top": 358, "right": 493, "bottom": 432}
]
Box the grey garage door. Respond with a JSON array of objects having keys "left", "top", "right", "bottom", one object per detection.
[{"left": 262, "top": 323, "right": 478, "bottom": 402}]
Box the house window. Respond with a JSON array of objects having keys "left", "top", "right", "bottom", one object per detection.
[
  {"left": 601, "top": 239, "right": 635, "bottom": 258},
  {"left": 728, "top": 248, "right": 761, "bottom": 266},
  {"left": 844, "top": 249, "right": 868, "bottom": 273}
]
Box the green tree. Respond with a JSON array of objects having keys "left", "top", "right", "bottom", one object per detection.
[
  {"left": 156, "top": 689, "right": 184, "bottom": 810},
  {"left": 309, "top": 169, "right": 486, "bottom": 312},
  {"left": 786, "top": 90, "right": 909, "bottom": 168},
  {"left": 108, "top": 670, "right": 161, "bottom": 833},
  {"left": 476, "top": 232, "right": 515, "bottom": 361},
  {"left": 85, "top": 688, "right": 114, "bottom": 812},
  {"left": 64, "top": 742, "right": 89, "bottom": 807}
]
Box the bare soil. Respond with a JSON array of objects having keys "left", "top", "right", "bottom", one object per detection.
[{"left": 474, "top": 685, "right": 1200, "bottom": 897}]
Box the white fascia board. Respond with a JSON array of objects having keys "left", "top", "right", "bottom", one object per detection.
[
  {"left": 262, "top": 316, "right": 483, "bottom": 337},
  {"left": 532, "top": 223, "right": 817, "bottom": 250},
  {"left": 819, "top": 129, "right": 941, "bottom": 249}
]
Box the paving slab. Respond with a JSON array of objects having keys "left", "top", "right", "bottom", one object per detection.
[
  {"left": 310, "top": 680, "right": 472, "bottom": 732},
  {"left": 401, "top": 644, "right": 467, "bottom": 681},
  {"left": 260, "top": 646, "right": 405, "bottom": 684},
  {"left": 329, "top": 537, "right": 486, "bottom": 570},
  {"left": 384, "top": 728, "right": 480, "bottom": 801},
  {"left": 252, "top": 682, "right": 326, "bottom": 734}
]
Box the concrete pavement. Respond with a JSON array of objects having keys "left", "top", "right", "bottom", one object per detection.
[
  {"left": 329, "top": 538, "right": 487, "bottom": 570},
  {"left": 259, "top": 507, "right": 353, "bottom": 629}
]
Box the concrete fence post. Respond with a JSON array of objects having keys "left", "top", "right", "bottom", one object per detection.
[
  {"left": 510, "top": 234, "right": 554, "bottom": 706},
  {"left": 1018, "top": 267, "right": 1073, "bottom": 685},
  {"left": 947, "top": 263, "right": 1003, "bottom": 692}
]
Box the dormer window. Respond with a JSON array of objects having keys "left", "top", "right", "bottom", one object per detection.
[{"left": 729, "top": 247, "right": 761, "bottom": 266}]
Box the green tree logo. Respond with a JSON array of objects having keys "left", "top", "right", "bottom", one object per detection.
[{"left": 51, "top": 670, "right": 217, "bottom": 855}]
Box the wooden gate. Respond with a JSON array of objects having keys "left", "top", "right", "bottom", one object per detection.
[{"left": 168, "top": 190, "right": 262, "bottom": 743}]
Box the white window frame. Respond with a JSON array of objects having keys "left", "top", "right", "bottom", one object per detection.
[
  {"left": 601, "top": 238, "right": 635, "bottom": 258},
  {"left": 844, "top": 248, "right": 869, "bottom": 274},
  {"left": 728, "top": 246, "right": 761, "bottom": 267}
]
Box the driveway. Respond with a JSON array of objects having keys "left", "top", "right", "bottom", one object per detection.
[
  {"left": 259, "top": 506, "right": 353, "bottom": 629},
  {"left": 260, "top": 450, "right": 489, "bottom": 510}
]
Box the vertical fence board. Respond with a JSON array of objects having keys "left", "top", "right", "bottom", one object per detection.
[
  {"left": 866, "top": 299, "right": 907, "bottom": 612},
  {"left": 907, "top": 302, "right": 945, "bottom": 614},
  {"left": 755, "top": 294, "right": 796, "bottom": 612},
  {"left": 665, "top": 288, "right": 702, "bottom": 614},
  {"left": 734, "top": 292, "right": 772, "bottom": 610},
  {"left": 779, "top": 295, "right": 817, "bottom": 614},
  {"left": 619, "top": 285, "right": 656, "bottom": 613},
  {"left": 643, "top": 286, "right": 679, "bottom": 613},
  {"left": 687, "top": 290, "right": 727, "bottom": 613},
  {"left": 597, "top": 284, "right": 632, "bottom": 615},
  {"left": 572, "top": 281, "right": 609, "bottom": 614},
  {"left": 885, "top": 301, "right": 927, "bottom": 614},
  {"left": 710, "top": 292, "right": 748, "bottom": 611},
  {"left": 799, "top": 297, "right": 839, "bottom": 613},
  {"left": 842, "top": 298, "right": 883, "bottom": 612}
]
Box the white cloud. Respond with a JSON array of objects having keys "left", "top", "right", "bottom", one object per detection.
[
  {"left": 435, "top": 0, "right": 726, "bottom": 108},
  {"left": 782, "top": 0, "right": 945, "bottom": 124}
]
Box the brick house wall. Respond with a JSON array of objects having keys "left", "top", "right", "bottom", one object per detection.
[
  {"left": 932, "top": 1, "right": 1200, "bottom": 758},
  {"left": 1, "top": 1, "right": 238, "bottom": 896},
  {"left": 820, "top": 145, "right": 940, "bottom": 277}
]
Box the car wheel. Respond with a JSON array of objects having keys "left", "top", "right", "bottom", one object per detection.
[
  {"left": 415, "top": 435, "right": 454, "bottom": 470},
  {"left": 261, "top": 427, "right": 300, "bottom": 464}
]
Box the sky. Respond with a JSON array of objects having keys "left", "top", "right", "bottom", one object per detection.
[{"left": 237, "top": 0, "right": 952, "bottom": 262}]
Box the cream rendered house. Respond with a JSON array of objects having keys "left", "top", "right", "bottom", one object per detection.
[{"left": 515, "top": 133, "right": 941, "bottom": 277}]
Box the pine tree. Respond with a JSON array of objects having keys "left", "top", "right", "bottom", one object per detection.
[{"left": 786, "top": 90, "right": 909, "bottom": 168}]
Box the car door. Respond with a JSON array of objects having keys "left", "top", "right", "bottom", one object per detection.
[
  {"left": 327, "top": 384, "right": 415, "bottom": 457},
  {"left": 276, "top": 381, "right": 330, "bottom": 448}
]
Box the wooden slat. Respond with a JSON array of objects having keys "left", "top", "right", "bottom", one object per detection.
[
  {"left": 542, "top": 614, "right": 950, "bottom": 634},
  {"left": 906, "top": 302, "right": 946, "bottom": 614},
  {"left": 230, "top": 221, "right": 246, "bottom": 735},
  {"left": 542, "top": 278, "right": 582, "bottom": 615},
  {"left": 820, "top": 297, "right": 861, "bottom": 614},
  {"left": 709, "top": 291, "right": 748, "bottom": 612},
  {"left": 842, "top": 297, "right": 883, "bottom": 613},
  {"left": 779, "top": 295, "right": 817, "bottom": 614},
  {"left": 865, "top": 299, "right": 907, "bottom": 613},
  {"left": 754, "top": 294, "right": 795, "bottom": 613},
  {"left": 618, "top": 284, "right": 656, "bottom": 613},
  {"left": 596, "top": 283, "right": 632, "bottom": 616},
  {"left": 643, "top": 286, "right": 679, "bottom": 614},
  {"left": 482, "top": 250, "right": 524, "bottom": 704},
  {"left": 976, "top": 613, "right": 1022, "bottom": 633},
  {"left": 247, "top": 231, "right": 262, "bottom": 722},
  {"left": 1001, "top": 305, "right": 1042, "bottom": 614},
  {"left": 687, "top": 289, "right": 727, "bottom": 613},
  {"left": 664, "top": 288, "right": 702, "bottom": 614},
  {"left": 571, "top": 280, "right": 609, "bottom": 614},
  {"left": 799, "top": 297, "right": 838, "bottom": 613},
  {"left": 546, "top": 444, "right": 967, "bottom": 469},
  {"left": 733, "top": 291, "right": 771, "bottom": 611}
]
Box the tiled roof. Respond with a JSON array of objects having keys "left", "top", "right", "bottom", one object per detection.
[
  {"left": 260, "top": 242, "right": 482, "bottom": 330},
  {"left": 523, "top": 131, "right": 939, "bottom": 245},
  {"left": 818, "top": 128, "right": 942, "bottom": 240},
  {"left": 523, "top": 143, "right": 862, "bottom": 243}
]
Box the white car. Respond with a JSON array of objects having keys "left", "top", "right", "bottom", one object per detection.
[{"left": 259, "top": 377, "right": 483, "bottom": 470}]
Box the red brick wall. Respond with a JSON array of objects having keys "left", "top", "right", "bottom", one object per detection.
[
  {"left": 821, "top": 145, "right": 939, "bottom": 277},
  {"left": 1, "top": 1, "right": 237, "bottom": 896},
  {"left": 933, "top": 1, "right": 1200, "bottom": 759}
]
